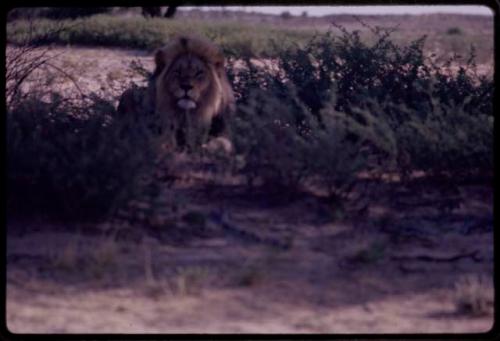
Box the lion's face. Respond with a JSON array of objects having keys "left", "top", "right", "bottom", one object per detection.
[
  {"left": 162, "top": 54, "right": 213, "bottom": 111},
  {"left": 153, "top": 36, "right": 235, "bottom": 129}
]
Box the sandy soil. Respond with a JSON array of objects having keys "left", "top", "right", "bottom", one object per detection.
[
  {"left": 6, "top": 46, "right": 494, "bottom": 334},
  {"left": 7, "top": 176, "right": 494, "bottom": 334},
  {"left": 7, "top": 46, "right": 154, "bottom": 105}
]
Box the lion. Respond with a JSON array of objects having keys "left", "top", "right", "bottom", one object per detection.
[{"left": 117, "top": 35, "right": 235, "bottom": 153}]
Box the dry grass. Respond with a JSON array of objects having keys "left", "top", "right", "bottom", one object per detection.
[
  {"left": 169, "top": 266, "right": 216, "bottom": 296},
  {"left": 454, "top": 274, "right": 494, "bottom": 316},
  {"left": 47, "top": 235, "right": 120, "bottom": 279}
]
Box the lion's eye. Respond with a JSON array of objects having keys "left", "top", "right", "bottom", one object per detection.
[
  {"left": 173, "top": 70, "right": 181, "bottom": 77},
  {"left": 195, "top": 70, "right": 204, "bottom": 78}
]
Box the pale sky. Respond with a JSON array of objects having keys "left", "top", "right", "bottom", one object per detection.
[{"left": 182, "top": 5, "right": 493, "bottom": 17}]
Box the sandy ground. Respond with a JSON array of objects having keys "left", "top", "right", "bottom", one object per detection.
[
  {"left": 6, "top": 282, "right": 492, "bottom": 333},
  {"left": 6, "top": 177, "right": 494, "bottom": 334},
  {"left": 7, "top": 46, "right": 154, "bottom": 105},
  {"left": 6, "top": 46, "right": 494, "bottom": 334}
]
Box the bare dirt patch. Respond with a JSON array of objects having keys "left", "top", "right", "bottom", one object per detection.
[{"left": 6, "top": 45, "right": 154, "bottom": 107}]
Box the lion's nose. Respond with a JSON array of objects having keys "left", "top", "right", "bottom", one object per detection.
[{"left": 180, "top": 84, "right": 193, "bottom": 92}]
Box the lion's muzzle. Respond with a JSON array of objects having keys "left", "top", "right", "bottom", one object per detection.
[
  {"left": 177, "top": 98, "right": 197, "bottom": 110},
  {"left": 174, "top": 87, "right": 197, "bottom": 110}
]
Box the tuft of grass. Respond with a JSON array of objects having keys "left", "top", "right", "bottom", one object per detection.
[
  {"left": 48, "top": 239, "right": 80, "bottom": 272},
  {"left": 47, "top": 236, "right": 120, "bottom": 279},
  {"left": 89, "top": 238, "right": 120, "bottom": 275},
  {"left": 168, "top": 266, "right": 215, "bottom": 296},
  {"left": 83, "top": 239, "right": 120, "bottom": 280},
  {"left": 454, "top": 274, "right": 494, "bottom": 316}
]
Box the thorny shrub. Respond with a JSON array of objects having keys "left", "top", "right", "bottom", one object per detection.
[
  {"left": 7, "top": 94, "right": 164, "bottom": 221},
  {"left": 7, "top": 19, "right": 493, "bottom": 222},
  {"left": 6, "top": 21, "right": 181, "bottom": 223},
  {"left": 228, "top": 20, "right": 493, "bottom": 197}
]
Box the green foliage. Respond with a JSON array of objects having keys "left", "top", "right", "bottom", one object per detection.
[
  {"left": 272, "top": 28, "right": 492, "bottom": 119},
  {"left": 229, "top": 22, "right": 493, "bottom": 192},
  {"left": 391, "top": 100, "right": 493, "bottom": 175},
  {"left": 231, "top": 86, "right": 375, "bottom": 198},
  {"left": 431, "top": 47, "right": 493, "bottom": 116}
]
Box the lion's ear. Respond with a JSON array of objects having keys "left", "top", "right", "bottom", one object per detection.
[{"left": 152, "top": 49, "right": 166, "bottom": 78}]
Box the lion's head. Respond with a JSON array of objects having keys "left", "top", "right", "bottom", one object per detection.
[
  {"left": 117, "top": 35, "right": 235, "bottom": 152},
  {"left": 152, "top": 35, "right": 235, "bottom": 148}
]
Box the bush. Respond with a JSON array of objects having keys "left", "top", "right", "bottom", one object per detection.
[
  {"left": 391, "top": 99, "right": 493, "bottom": 176},
  {"left": 7, "top": 94, "right": 164, "bottom": 221},
  {"left": 6, "top": 19, "right": 493, "bottom": 224},
  {"left": 229, "top": 21, "right": 493, "bottom": 190},
  {"left": 231, "top": 85, "right": 395, "bottom": 201},
  {"left": 274, "top": 29, "right": 492, "bottom": 119},
  {"left": 5, "top": 22, "right": 182, "bottom": 224}
]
